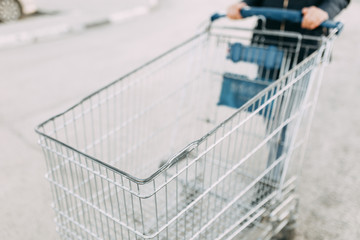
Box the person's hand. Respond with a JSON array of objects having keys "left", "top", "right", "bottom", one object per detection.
[
  {"left": 302, "top": 6, "right": 329, "bottom": 30},
  {"left": 227, "top": 2, "right": 248, "bottom": 20}
]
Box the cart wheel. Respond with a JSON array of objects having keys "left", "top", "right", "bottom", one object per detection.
[
  {"left": 0, "top": 0, "right": 22, "bottom": 22},
  {"left": 273, "top": 222, "right": 296, "bottom": 240},
  {"left": 276, "top": 228, "right": 296, "bottom": 240}
]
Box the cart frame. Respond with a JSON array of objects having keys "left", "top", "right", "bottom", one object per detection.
[{"left": 36, "top": 12, "right": 341, "bottom": 240}]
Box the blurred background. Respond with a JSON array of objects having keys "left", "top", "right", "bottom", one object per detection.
[{"left": 0, "top": 0, "right": 359, "bottom": 239}]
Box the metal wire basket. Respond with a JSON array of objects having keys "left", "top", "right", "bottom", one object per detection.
[{"left": 36, "top": 9, "right": 341, "bottom": 240}]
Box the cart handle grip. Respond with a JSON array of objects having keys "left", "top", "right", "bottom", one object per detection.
[{"left": 210, "top": 7, "right": 344, "bottom": 33}]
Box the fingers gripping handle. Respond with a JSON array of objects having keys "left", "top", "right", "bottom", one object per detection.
[
  {"left": 210, "top": 7, "right": 343, "bottom": 33},
  {"left": 240, "top": 7, "right": 343, "bottom": 32}
]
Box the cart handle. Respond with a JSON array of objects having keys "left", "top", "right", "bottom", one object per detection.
[{"left": 211, "top": 7, "right": 344, "bottom": 33}]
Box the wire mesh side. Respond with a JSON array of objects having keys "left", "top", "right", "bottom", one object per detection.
[{"left": 36, "top": 26, "right": 336, "bottom": 239}]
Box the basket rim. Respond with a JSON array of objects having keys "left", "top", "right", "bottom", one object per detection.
[{"left": 35, "top": 26, "right": 331, "bottom": 185}]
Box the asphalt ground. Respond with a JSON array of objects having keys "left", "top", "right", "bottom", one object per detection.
[{"left": 0, "top": 0, "right": 359, "bottom": 239}]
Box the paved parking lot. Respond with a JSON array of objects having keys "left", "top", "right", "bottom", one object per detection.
[{"left": 0, "top": 0, "right": 359, "bottom": 239}]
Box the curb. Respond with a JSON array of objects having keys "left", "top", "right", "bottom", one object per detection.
[{"left": 0, "top": 1, "right": 159, "bottom": 49}]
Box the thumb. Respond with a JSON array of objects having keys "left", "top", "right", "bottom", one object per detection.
[{"left": 302, "top": 7, "right": 309, "bottom": 14}]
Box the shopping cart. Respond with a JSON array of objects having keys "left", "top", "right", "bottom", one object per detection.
[{"left": 35, "top": 7, "right": 343, "bottom": 240}]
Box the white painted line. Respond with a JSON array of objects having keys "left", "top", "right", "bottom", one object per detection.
[{"left": 0, "top": 1, "right": 159, "bottom": 49}]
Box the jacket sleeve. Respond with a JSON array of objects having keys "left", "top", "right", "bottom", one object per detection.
[
  {"left": 242, "top": 0, "right": 263, "bottom": 7},
  {"left": 319, "top": 0, "right": 350, "bottom": 19}
]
